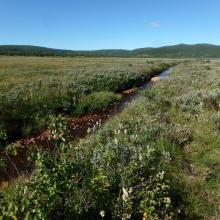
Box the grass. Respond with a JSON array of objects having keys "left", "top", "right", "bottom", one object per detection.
[
  {"left": 1, "top": 58, "right": 220, "bottom": 219},
  {"left": 75, "top": 91, "right": 122, "bottom": 115}
]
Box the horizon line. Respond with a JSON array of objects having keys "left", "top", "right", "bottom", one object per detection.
[{"left": 0, "top": 43, "right": 219, "bottom": 52}]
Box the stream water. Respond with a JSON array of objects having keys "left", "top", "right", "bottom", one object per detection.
[{"left": 117, "top": 67, "right": 174, "bottom": 113}]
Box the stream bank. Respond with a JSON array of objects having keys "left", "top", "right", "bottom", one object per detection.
[{"left": 0, "top": 68, "right": 174, "bottom": 184}]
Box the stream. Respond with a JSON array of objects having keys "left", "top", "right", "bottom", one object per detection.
[
  {"left": 116, "top": 67, "right": 174, "bottom": 113},
  {"left": 69, "top": 67, "right": 175, "bottom": 139}
]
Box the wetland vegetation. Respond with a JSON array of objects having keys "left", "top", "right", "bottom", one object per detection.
[{"left": 0, "top": 57, "right": 220, "bottom": 220}]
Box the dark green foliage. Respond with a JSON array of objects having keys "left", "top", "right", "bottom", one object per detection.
[{"left": 0, "top": 130, "right": 7, "bottom": 149}]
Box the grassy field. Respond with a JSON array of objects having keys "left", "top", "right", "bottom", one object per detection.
[
  {"left": 0, "top": 56, "right": 173, "bottom": 140},
  {"left": 1, "top": 57, "right": 220, "bottom": 219}
]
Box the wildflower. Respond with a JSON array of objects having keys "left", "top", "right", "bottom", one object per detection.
[
  {"left": 100, "top": 210, "right": 105, "bottom": 217},
  {"left": 122, "top": 187, "right": 129, "bottom": 202},
  {"left": 164, "top": 197, "right": 171, "bottom": 204},
  {"left": 128, "top": 187, "right": 133, "bottom": 194},
  {"left": 114, "top": 137, "right": 118, "bottom": 145},
  {"left": 156, "top": 171, "right": 165, "bottom": 180},
  {"left": 87, "top": 127, "right": 91, "bottom": 134},
  {"left": 163, "top": 151, "right": 171, "bottom": 162},
  {"left": 139, "top": 153, "right": 143, "bottom": 161},
  {"left": 164, "top": 197, "right": 171, "bottom": 208},
  {"left": 146, "top": 145, "right": 154, "bottom": 157},
  {"left": 122, "top": 214, "right": 131, "bottom": 219}
]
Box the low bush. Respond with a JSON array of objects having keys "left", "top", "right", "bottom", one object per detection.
[
  {"left": 167, "top": 124, "right": 192, "bottom": 145},
  {"left": 212, "top": 112, "right": 220, "bottom": 131},
  {"left": 202, "top": 89, "right": 220, "bottom": 110},
  {"left": 174, "top": 90, "right": 203, "bottom": 113},
  {"left": 75, "top": 91, "right": 121, "bottom": 115}
]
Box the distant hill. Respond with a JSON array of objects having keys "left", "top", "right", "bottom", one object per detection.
[
  {"left": 133, "top": 44, "right": 220, "bottom": 58},
  {"left": 1, "top": 44, "right": 220, "bottom": 58}
]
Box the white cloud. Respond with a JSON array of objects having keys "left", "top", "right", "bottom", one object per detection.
[{"left": 149, "top": 21, "right": 160, "bottom": 28}]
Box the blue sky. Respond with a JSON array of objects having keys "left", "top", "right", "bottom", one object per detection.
[{"left": 0, "top": 0, "right": 219, "bottom": 50}]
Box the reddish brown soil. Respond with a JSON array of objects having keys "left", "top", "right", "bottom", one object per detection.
[
  {"left": 122, "top": 88, "right": 137, "bottom": 95},
  {"left": 0, "top": 108, "right": 117, "bottom": 184}
]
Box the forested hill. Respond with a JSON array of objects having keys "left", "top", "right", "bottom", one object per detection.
[
  {"left": 1, "top": 44, "right": 220, "bottom": 58},
  {"left": 133, "top": 44, "right": 220, "bottom": 58}
]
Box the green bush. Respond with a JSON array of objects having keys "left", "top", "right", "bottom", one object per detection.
[
  {"left": 203, "top": 89, "right": 220, "bottom": 110},
  {"left": 75, "top": 91, "right": 121, "bottom": 115},
  {"left": 167, "top": 124, "right": 192, "bottom": 145},
  {"left": 174, "top": 90, "right": 203, "bottom": 113},
  {"left": 212, "top": 112, "right": 220, "bottom": 131}
]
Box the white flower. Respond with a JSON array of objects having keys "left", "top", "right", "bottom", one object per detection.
[
  {"left": 114, "top": 137, "right": 118, "bottom": 145},
  {"left": 87, "top": 127, "right": 91, "bottom": 134},
  {"left": 122, "top": 187, "right": 129, "bottom": 202},
  {"left": 128, "top": 187, "right": 133, "bottom": 194},
  {"left": 122, "top": 214, "right": 131, "bottom": 219},
  {"left": 164, "top": 197, "right": 171, "bottom": 208},
  {"left": 138, "top": 153, "right": 143, "bottom": 161},
  {"left": 164, "top": 197, "right": 171, "bottom": 204},
  {"left": 146, "top": 145, "right": 154, "bottom": 157},
  {"left": 100, "top": 210, "right": 105, "bottom": 217},
  {"left": 163, "top": 151, "right": 171, "bottom": 161},
  {"left": 156, "top": 171, "right": 165, "bottom": 180}
]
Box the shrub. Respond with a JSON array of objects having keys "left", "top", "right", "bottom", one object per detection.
[
  {"left": 47, "top": 114, "right": 68, "bottom": 147},
  {"left": 75, "top": 91, "right": 121, "bottom": 115},
  {"left": 167, "top": 124, "right": 192, "bottom": 145},
  {"left": 5, "top": 142, "right": 23, "bottom": 157},
  {"left": 212, "top": 112, "right": 220, "bottom": 131},
  {"left": 174, "top": 90, "right": 203, "bottom": 113},
  {"left": 203, "top": 89, "right": 220, "bottom": 110}
]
